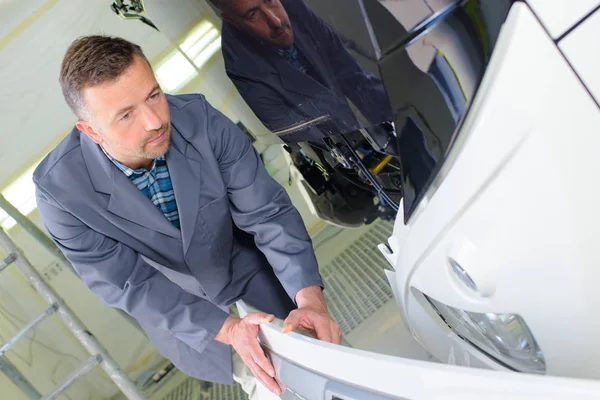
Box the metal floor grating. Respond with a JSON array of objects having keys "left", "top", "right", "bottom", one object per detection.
[
  {"left": 159, "top": 378, "right": 247, "bottom": 400},
  {"left": 319, "top": 220, "right": 394, "bottom": 335}
]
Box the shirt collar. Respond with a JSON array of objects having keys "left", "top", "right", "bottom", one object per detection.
[
  {"left": 100, "top": 146, "right": 164, "bottom": 178},
  {"left": 276, "top": 44, "right": 297, "bottom": 58}
]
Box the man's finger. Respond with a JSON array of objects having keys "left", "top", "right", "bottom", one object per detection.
[
  {"left": 245, "top": 356, "right": 282, "bottom": 395},
  {"left": 281, "top": 323, "right": 295, "bottom": 334},
  {"left": 245, "top": 312, "right": 275, "bottom": 325},
  {"left": 281, "top": 311, "right": 299, "bottom": 334},
  {"left": 313, "top": 317, "right": 333, "bottom": 343},
  {"left": 249, "top": 338, "right": 275, "bottom": 377}
]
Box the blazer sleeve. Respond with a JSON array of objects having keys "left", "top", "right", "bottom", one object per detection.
[
  {"left": 34, "top": 186, "right": 230, "bottom": 354},
  {"left": 202, "top": 98, "right": 324, "bottom": 302}
]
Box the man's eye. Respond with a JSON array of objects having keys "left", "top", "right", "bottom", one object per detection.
[
  {"left": 121, "top": 113, "right": 130, "bottom": 121},
  {"left": 150, "top": 92, "right": 159, "bottom": 99},
  {"left": 247, "top": 11, "right": 258, "bottom": 21}
]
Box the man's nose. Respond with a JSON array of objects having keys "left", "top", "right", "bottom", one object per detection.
[
  {"left": 142, "top": 105, "right": 162, "bottom": 131},
  {"left": 265, "top": 10, "right": 282, "bottom": 28}
]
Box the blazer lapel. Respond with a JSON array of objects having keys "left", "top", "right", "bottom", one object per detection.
[
  {"left": 273, "top": 30, "right": 330, "bottom": 98},
  {"left": 80, "top": 133, "right": 181, "bottom": 239},
  {"left": 166, "top": 132, "right": 202, "bottom": 255},
  {"left": 287, "top": 25, "right": 332, "bottom": 92}
]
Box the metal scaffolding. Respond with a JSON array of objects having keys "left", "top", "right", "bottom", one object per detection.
[
  {"left": 0, "top": 227, "right": 146, "bottom": 399},
  {"left": 0, "top": 194, "right": 143, "bottom": 331}
]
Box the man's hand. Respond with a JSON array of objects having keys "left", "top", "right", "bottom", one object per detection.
[
  {"left": 215, "top": 313, "right": 282, "bottom": 396},
  {"left": 282, "top": 286, "right": 342, "bottom": 344}
]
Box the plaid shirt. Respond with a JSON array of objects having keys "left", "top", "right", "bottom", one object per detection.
[
  {"left": 101, "top": 147, "right": 181, "bottom": 229},
  {"left": 276, "top": 45, "right": 308, "bottom": 74}
]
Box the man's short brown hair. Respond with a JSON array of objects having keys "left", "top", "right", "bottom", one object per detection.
[{"left": 59, "top": 35, "right": 150, "bottom": 120}]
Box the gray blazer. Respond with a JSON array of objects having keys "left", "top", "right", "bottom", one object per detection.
[{"left": 33, "top": 94, "right": 323, "bottom": 384}]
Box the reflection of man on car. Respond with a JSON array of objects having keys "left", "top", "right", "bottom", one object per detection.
[{"left": 210, "top": 0, "right": 393, "bottom": 143}]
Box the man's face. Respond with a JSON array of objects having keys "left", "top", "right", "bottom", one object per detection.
[
  {"left": 222, "top": 0, "right": 294, "bottom": 49},
  {"left": 76, "top": 55, "right": 171, "bottom": 170}
]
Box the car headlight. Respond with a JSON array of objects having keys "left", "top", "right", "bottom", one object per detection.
[{"left": 424, "top": 295, "right": 546, "bottom": 374}]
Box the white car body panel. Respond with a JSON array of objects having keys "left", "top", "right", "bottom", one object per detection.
[
  {"left": 560, "top": 8, "right": 600, "bottom": 105},
  {"left": 526, "top": 0, "right": 600, "bottom": 38},
  {"left": 384, "top": 1, "right": 600, "bottom": 379}
]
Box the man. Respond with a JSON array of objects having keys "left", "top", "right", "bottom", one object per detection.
[
  {"left": 34, "top": 35, "right": 341, "bottom": 397},
  {"left": 213, "top": 0, "right": 393, "bottom": 143}
]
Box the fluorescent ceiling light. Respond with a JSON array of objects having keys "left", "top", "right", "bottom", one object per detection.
[
  {"left": 155, "top": 50, "right": 197, "bottom": 92},
  {"left": 186, "top": 28, "right": 220, "bottom": 61},
  {"left": 193, "top": 36, "right": 221, "bottom": 69},
  {"left": 154, "top": 20, "right": 222, "bottom": 93},
  {"left": 180, "top": 21, "right": 213, "bottom": 52}
]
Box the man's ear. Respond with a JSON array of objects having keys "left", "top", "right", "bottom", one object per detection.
[
  {"left": 76, "top": 120, "right": 103, "bottom": 145},
  {"left": 221, "top": 12, "right": 235, "bottom": 25}
]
